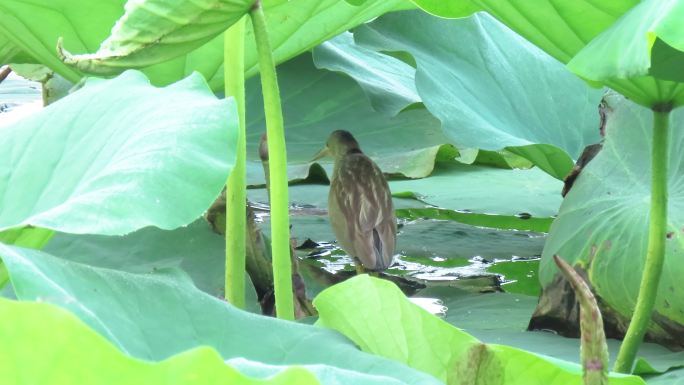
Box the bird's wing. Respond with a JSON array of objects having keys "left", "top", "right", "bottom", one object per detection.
[
  {"left": 358, "top": 162, "right": 393, "bottom": 233},
  {"left": 334, "top": 155, "right": 393, "bottom": 232},
  {"left": 332, "top": 155, "right": 396, "bottom": 270}
]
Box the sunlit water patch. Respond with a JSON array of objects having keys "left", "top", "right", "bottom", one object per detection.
[{"left": 0, "top": 67, "right": 42, "bottom": 126}]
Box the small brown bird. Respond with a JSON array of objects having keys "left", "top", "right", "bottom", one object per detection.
[{"left": 313, "top": 130, "right": 396, "bottom": 272}]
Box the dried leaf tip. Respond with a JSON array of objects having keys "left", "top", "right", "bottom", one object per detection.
[{"left": 553, "top": 255, "right": 609, "bottom": 385}]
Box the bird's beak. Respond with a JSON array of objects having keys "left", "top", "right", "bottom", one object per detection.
[{"left": 311, "top": 146, "right": 330, "bottom": 162}]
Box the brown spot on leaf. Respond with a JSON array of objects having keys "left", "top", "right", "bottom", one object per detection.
[
  {"left": 452, "top": 343, "right": 503, "bottom": 384},
  {"left": 602, "top": 240, "right": 612, "bottom": 251},
  {"left": 667, "top": 232, "right": 674, "bottom": 239}
]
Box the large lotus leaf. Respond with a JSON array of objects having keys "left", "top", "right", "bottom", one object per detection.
[
  {"left": 354, "top": 11, "right": 603, "bottom": 180},
  {"left": 0, "top": 0, "right": 229, "bottom": 87},
  {"left": 539, "top": 96, "right": 684, "bottom": 331},
  {"left": 0, "top": 296, "right": 422, "bottom": 385},
  {"left": 417, "top": 287, "right": 684, "bottom": 377},
  {"left": 0, "top": 226, "right": 52, "bottom": 288},
  {"left": 0, "top": 227, "right": 53, "bottom": 248},
  {"left": 0, "top": 244, "right": 443, "bottom": 385},
  {"left": 0, "top": 299, "right": 328, "bottom": 385},
  {"left": 389, "top": 163, "right": 563, "bottom": 218},
  {"left": 401, "top": 0, "right": 478, "bottom": 18},
  {"left": 396, "top": 207, "right": 553, "bottom": 233},
  {"left": 568, "top": 0, "right": 684, "bottom": 86},
  {"left": 0, "top": 298, "right": 330, "bottom": 385},
  {"left": 245, "top": 53, "right": 449, "bottom": 184},
  {"left": 403, "top": 0, "right": 636, "bottom": 59},
  {"left": 648, "top": 370, "right": 684, "bottom": 385},
  {"left": 0, "top": 31, "right": 28, "bottom": 63},
  {"left": 58, "top": 0, "right": 252, "bottom": 74},
  {"left": 241, "top": 0, "right": 414, "bottom": 77},
  {"left": 0, "top": 70, "right": 235, "bottom": 235},
  {"left": 0, "top": 0, "right": 407, "bottom": 89},
  {"left": 0, "top": 0, "right": 123, "bottom": 82},
  {"left": 43, "top": 219, "right": 259, "bottom": 310},
  {"left": 312, "top": 32, "right": 419, "bottom": 116},
  {"left": 226, "top": 358, "right": 411, "bottom": 385},
  {"left": 314, "top": 275, "right": 644, "bottom": 385},
  {"left": 401, "top": 1, "right": 684, "bottom": 111}
]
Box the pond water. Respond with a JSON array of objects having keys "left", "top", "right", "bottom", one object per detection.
[
  {"left": 0, "top": 66, "right": 42, "bottom": 125},
  {"left": 253, "top": 202, "right": 545, "bottom": 300}
]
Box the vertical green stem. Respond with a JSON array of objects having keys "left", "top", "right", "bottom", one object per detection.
[
  {"left": 614, "top": 108, "right": 670, "bottom": 373},
  {"left": 223, "top": 16, "right": 247, "bottom": 309},
  {"left": 250, "top": 1, "right": 294, "bottom": 320}
]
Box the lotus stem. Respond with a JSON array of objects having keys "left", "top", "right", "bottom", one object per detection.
[
  {"left": 614, "top": 106, "right": 671, "bottom": 373},
  {"left": 223, "top": 16, "right": 247, "bottom": 309},
  {"left": 250, "top": 1, "right": 294, "bottom": 320}
]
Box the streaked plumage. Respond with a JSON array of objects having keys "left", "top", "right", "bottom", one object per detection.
[{"left": 315, "top": 130, "right": 396, "bottom": 271}]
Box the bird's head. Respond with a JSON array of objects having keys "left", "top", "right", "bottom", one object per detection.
[{"left": 312, "top": 130, "right": 361, "bottom": 161}]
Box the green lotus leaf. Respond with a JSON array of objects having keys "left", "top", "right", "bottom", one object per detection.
[
  {"left": 43, "top": 219, "right": 258, "bottom": 307},
  {"left": 315, "top": 275, "right": 645, "bottom": 385},
  {"left": 539, "top": 96, "right": 684, "bottom": 337},
  {"left": 0, "top": 30, "right": 29, "bottom": 63},
  {"left": 389, "top": 163, "right": 563, "bottom": 218},
  {"left": 403, "top": 0, "right": 478, "bottom": 18},
  {"left": 245, "top": 53, "right": 449, "bottom": 184},
  {"left": 0, "top": 0, "right": 124, "bottom": 82},
  {"left": 354, "top": 11, "right": 603, "bottom": 179},
  {"left": 399, "top": 0, "right": 638, "bottom": 64},
  {"left": 0, "top": 243, "right": 443, "bottom": 385},
  {"left": 225, "top": 358, "right": 412, "bottom": 385},
  {"left": 0, "top": 298, "right": 329, "bottom": 385},
  {"left": 241, "top": 0, "right": 413, "bottom": 77},
  {"left": 568, "top": 0, "right": 684, "bottom": 87},
  {"left": 0, "top": 227, "right": 53, "bottom": 249},
  {"left": 312, "top": 32, "right": 419, "bottom": 116},
  {"left": 0, "top": 0, "right": 408, "bottom": 87},
  {"left": 0, "top": 70, "right": 236, "bottom": 235},
  {"left": 57, "top": 0, "right": 253, "bottom": 74},
  {"left": 402, "top": 1, "right": 684, "bottom": 111},
  {"left": 418, "top": 286, "right": 684, "bottom": 377}
]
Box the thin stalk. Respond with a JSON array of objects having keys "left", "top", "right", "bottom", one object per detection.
[
  {"left": 614, "top": 107, "right": 671, "bottom": 373},
  {"left": 223, "top": 16, "right": 247, "bottom": 309},
  {"left": 250, "top": 1, "right": 294, "bottom": 320},
  {"left": 0, "top": 66, "right": 11, "bottom": 83}
]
